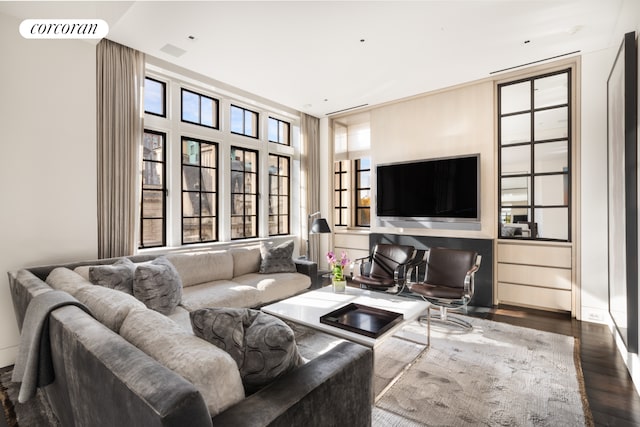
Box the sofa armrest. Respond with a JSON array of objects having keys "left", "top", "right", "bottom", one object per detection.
[
  {"left": 212, "top": 341, "right": 372, "bottom": 427},
  {"left": 294, "top": 258, "right": 319, "bottom": 287}
]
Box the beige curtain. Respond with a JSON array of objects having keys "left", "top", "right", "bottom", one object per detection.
[
  {"left": 301, "top": 113, "right": 321, "bottom": 261},
  {"left": 96, "top": 39, "right": 145, "bottom": 258}
]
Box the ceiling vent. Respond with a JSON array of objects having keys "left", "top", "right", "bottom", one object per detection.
[
  {"left": 489, "top": 50, "right": 580, "bottom": 75},
  {"left": 160, "top": 43, "right": 187, "bottom": 58},
  {"left": 326, "top": 104, "right": 369, "bottom": 116}
]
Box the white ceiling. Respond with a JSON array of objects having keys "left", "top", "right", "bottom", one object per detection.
[{"left": 0, "top": 1, "right": 627, "bottom": 118}]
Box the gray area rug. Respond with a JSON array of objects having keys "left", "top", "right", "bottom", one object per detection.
[
  {"left": 0, "top": 366, "right": 59, "bottom": 427},
  {"left": 373, "top": 317, "right": 593, "bottom": 427}
]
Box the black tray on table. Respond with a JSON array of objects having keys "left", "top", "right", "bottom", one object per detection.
[{"left": 319, "top": 303, "right": 403, "bottom": 338}]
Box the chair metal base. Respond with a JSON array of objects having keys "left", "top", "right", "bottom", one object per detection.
[{"left": 422, "top": 304, "right": 473, "bottom": 330}]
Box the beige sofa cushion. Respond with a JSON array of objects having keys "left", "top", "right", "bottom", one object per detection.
[
  {"left": 229, "top": 247, "right": 261, "bottom": 277},
  {"left": 46, "top": 267, "right": 149, "bottom": 333},
  {"left": 180, "top": 280, "right": 261, "bottom": 311},
  {"left": 167, "top": 305, "right": 193, "bottom": 334},
  {"left": 233, "top": 272, "right": 311, "bottom": 305},
  {"left": 120, "top": 308, "right": 245, "bottom": 416},
  {"left": 46, "top": 267, "right": 94, "bottom": 296},
  {"left": 166, "top": 252, "right": 233, "bottom": 287},
  {"left": 73, "top": 285, "right": 146, "bottom": 333}
]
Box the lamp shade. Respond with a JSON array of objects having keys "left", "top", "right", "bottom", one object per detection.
[{"left": 310, "top": 218, "right": 331, "bottom": 233}]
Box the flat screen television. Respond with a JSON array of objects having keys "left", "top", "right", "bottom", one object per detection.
[{"left": 376, "top": 154, "right": 480, "bottom": 221}]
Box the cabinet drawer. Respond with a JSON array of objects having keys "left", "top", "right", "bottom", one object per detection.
[
  {"left": 498, "top": 282, "right": 571, "bottom": 311},
  {"left": 497, "top": 243, "right": 571, "bottom": 268},
  {"left": 497, "top": 263, "right": 571, "bottom": 290}
]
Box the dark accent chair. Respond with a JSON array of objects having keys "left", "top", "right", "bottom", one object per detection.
[
  {"left": 351, "top": 243, "right": 416, "bottom": 293},
  {"left": 408, "top": 247, "right": 481, "bottom": 333}
]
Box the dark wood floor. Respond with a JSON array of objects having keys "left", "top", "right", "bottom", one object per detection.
[{"left": 468, "top": 304, "right": 640, "bottom": 427}]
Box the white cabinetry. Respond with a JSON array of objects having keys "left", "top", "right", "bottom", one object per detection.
[{"left": 497, "top": 241, "right": 573, "bottom": 312}]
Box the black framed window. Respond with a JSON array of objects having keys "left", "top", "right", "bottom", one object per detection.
[
  {"left": 268, "top": 154, "right": 290, "bottom": 235},
  {"left": 231, "top": 146, "right": 259, "bottom": 239},
  {"left": 498, "top": 69, "right": 571, "bottom": 241},
  {"left": 231, "top": 105, "right": 259, "bottom": 138},
  {"left": 144, "top": 77, "right": 166, "bottom": 117},
  {"left": 268, "top": 117, "right": 290, "bottom": 145},
  {"left": 140, "top": 130, "right": 166, "bottom": 248},
  {"left": 334, "top": 160, "right": 349, "bottom": 226},
  {"left": 181, "top": 88, "right": 219, "bottom": 129},
  {"left": 182, "top": 137, "right": 218, "bottom": 244},
  {"left": 355, "top": 158, "right": 371, "bottom": 227}
]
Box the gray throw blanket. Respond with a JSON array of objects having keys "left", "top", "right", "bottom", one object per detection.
[{"left": 12, "top": 290, "right": 92, "bottom": 403}]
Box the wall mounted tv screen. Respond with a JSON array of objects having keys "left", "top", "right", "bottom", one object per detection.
[{"left": 376, "top": 154, "right": 480, "bottom": 221}]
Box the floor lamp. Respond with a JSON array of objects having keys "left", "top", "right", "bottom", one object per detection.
[{"left": 306, "top": 211, "right": 331, "bottom": 261}]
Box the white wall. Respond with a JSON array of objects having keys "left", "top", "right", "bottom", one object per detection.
[
  {"left": 0, "top": 12, "right": 97, "bottom": 367},
  {"left": 579, "top": 48, "right": 617, "bottom": 324}
]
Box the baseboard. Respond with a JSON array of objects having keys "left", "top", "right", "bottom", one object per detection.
[
  {"left": 0, "top": 345, "right": 17, "bottom": 369},
  {"left": 580, "top": 306, "right": 609, "bottom": 324}
]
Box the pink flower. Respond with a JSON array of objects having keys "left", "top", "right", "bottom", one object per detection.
[{"left": 326, "top": 250, "right": 349, "bottom": 281}]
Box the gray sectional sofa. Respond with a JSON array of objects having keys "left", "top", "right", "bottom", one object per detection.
[{"left": 8, "top": 245, "right": 373, "bottom": 426}]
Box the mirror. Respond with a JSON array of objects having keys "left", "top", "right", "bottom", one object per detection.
[{"left": 498, "top": 70, "right": 570, "bottom": 241}]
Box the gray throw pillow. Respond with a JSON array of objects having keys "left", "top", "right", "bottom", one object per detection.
[
  {"left": 259, "top": 240, "right": 296, "bottom": 274},
  {"left": 133, "top": 256, "right": 182, "bottom": 315},
  {"left": 89, "top": 258, "right": 136, "bottom": 294},
  {"left": 190, "top": 307, "right": 303, "bottom": 394}
]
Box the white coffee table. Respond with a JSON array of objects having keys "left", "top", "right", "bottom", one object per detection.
[{"left": 262, "top": 285, "right": 430, "bottom": 348}]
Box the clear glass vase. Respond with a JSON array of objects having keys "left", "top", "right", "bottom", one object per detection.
[{"left": 332, "top": 279, "right": 346, "bottom": 293}]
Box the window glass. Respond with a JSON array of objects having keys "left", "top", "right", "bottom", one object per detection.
[
  {"left": 534, "top": 208, "right": 569, "bottom": 240},
  {"left": 140, "top": 130, "right": 166, "bottom": 248},
  {"left": 334, "top": 161, "right": 349, "bottom": 226},
  {"left": 268, "top": 117, "right": 290, "bottom": 145},
  {"left": 498, "top": 69, "right": 571, "bottom": 241},
  {"left": 534, "top": 175, "right": 568, "bottom": 205},
  {"left": 534, "top": 73, "right": 568, "bottom": 108},
  {"left": 534, "top": 141, "right": 568, "bottom": 174},
  {"left": 144, "top": 77, "right": 165, "bottom": 117},
  {"left": 501, "top": 145, "right": 531, "bottom": 175},
  {"left": 500, "top": 81, "right": 530, "bottom": 114},
  {"left": 181, "top": 137, "right": 218, "bottom": 244},
  {"left": 231, "top": 147, "right": 259, "bottom": 239},
  {"left": 269, "top": 154, "right": 290, "bottom": 236},
  {"left": 231, "top": 105, "right": 259, "bottom": 138},
  {"left": 501, "top": 113, "right": 531, "bottom": 145},
  {"left": 501, "top": 176, "right": 530, "bottom": 206},
  {"left": 355, "top": 158, "right": 371, "bottom": 227},
  {"left": 534, "top": 107, "right": 568, "bottom": 141},
  {"left": 181, "top": 89, "right": 219, "bottom": 129}
]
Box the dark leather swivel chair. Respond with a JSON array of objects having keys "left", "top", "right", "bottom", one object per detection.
[
  {"left": 351, "top": 243, "right": 416, "bottom": 293},
  {"left": 408, "top": 247, "right": 481, "bottom": 329}
]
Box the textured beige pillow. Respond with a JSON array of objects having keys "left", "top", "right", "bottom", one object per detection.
[
  {"left": 120, "top": 308, "right": 245, "bottom": 416},
  {"left": 166, "top": 251, "right": 234, "bottom": 287},
  {"left": 46, "top": 267, "right": 93, "bottom": 296},
  {"left": 73, "top": 285, "right": 145, "bottom": 333},
  {"left": 230, "top": 246, "right": 261, "bottom": 277}
]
